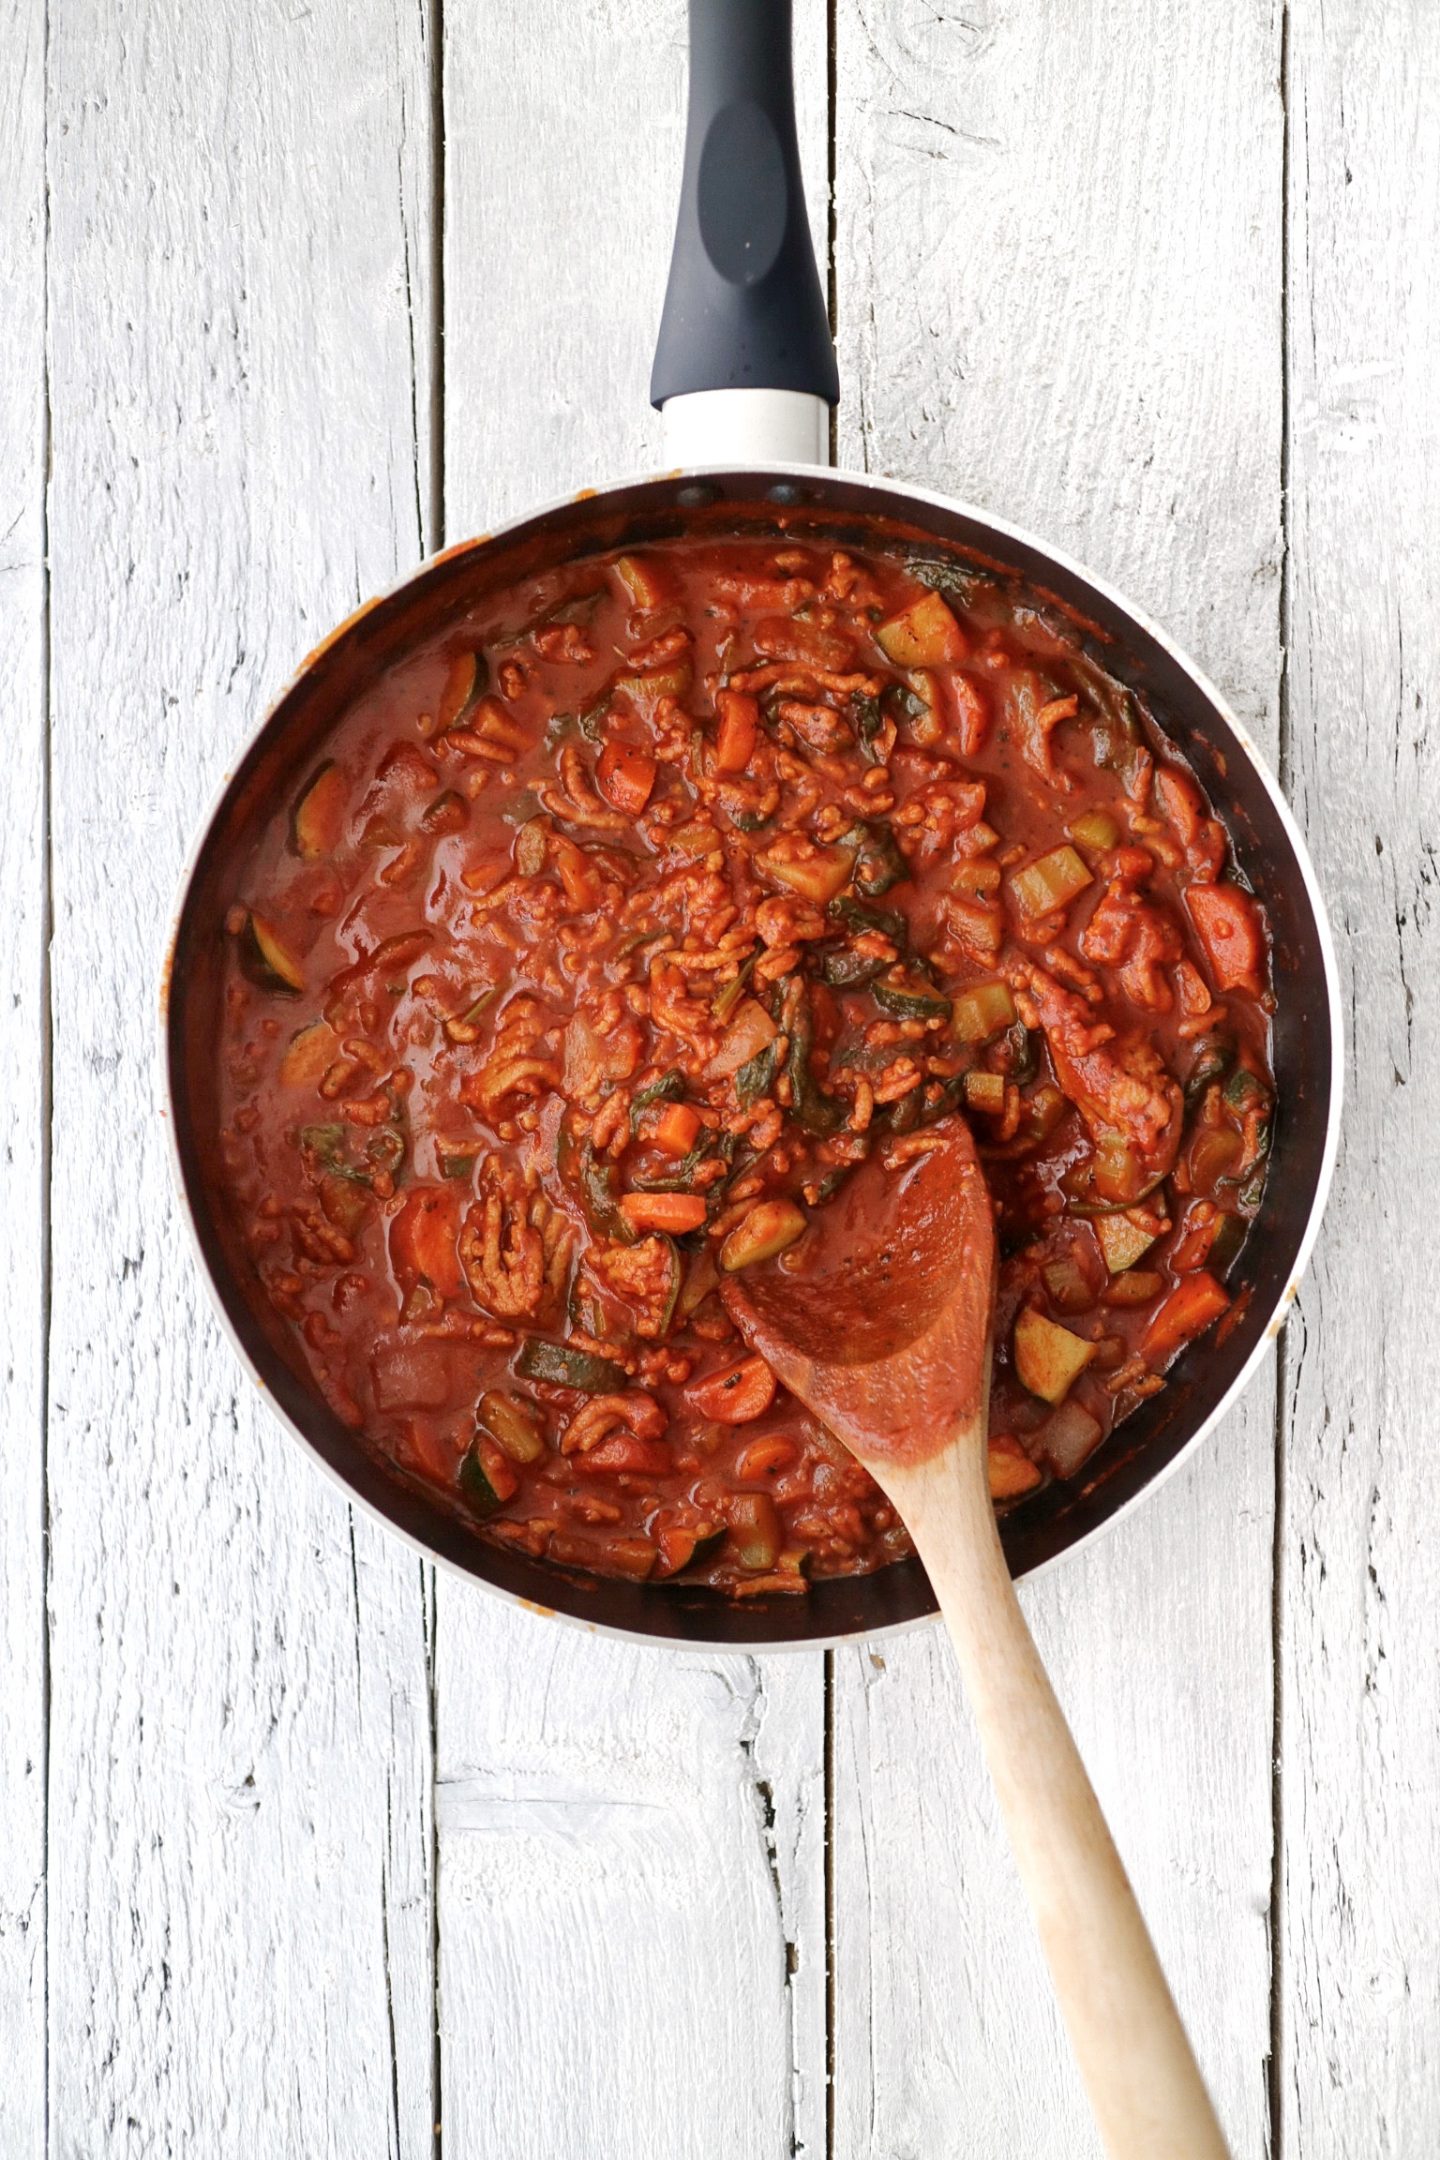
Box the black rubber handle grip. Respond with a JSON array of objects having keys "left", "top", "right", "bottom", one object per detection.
[{"left": 650, "top": 0, "right": 839, "bottom": 408}]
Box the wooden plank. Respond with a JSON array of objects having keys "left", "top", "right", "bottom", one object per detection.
[
  {"left": 1279, "top": 5, "right": 1440, "bottom": 2152},
  {"left": 831, "top": 4, "right": 1284, "bottom": 2150},
  {"left": 434, "top": 5, "right": 831, "bottom": 2154},
  {"left": 0, "top": 0, "right": 48, "bottom": 2146},
  {"left": 43, "top": 1, "right": 438, "bottom": 2149}
]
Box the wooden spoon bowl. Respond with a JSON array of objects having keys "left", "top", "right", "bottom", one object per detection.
[{"left": 725, "top": 1117, "right": 1231, "bottom": 2160}]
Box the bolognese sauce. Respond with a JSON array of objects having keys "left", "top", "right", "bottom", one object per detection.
[{"left": 214, "top": 534, "right": 1273, "bottom": 1595}]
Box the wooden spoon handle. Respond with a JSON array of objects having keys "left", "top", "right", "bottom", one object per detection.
[{"left": 895, "top": 1441, "right": 1231, "bottom": 2160}]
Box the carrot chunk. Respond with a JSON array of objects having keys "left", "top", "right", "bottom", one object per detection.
[
  {"left": 1141, "top": 1271, "right": 1231, "bottom": 1363},
  {"left": 1186, "top": 882, "right": 1267, "bottom": 995},
  {"left": 714, "top": 690, "right": 760, "bottom": 774},
  {"left": 651, "top": 1102, "right": 702, "bottom": 1157},
  {"left": 597, "top": 739, "right": 657, "bottom": 815},
  {"left": 619, "top": 1191, "right": 708, "bottom": 1235},
  {"left": 686, "top": 1355, "right": 778, "bottom": 1426},
  {"left": 389, "top": 1185, "right": 465, "bottom": 1299}
]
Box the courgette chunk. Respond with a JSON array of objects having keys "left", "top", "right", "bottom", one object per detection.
[
  {"left": 515, "top": 1338, "right": 628, "bottom": 1393},
  {"left": 872, "top": 966, "right": 952, "bottom": 1024},
  {"left": 290, "top": 761, "right": 349, "bottom": 860},
  {"left": 458, "top": 1444, "right": 503, "bottom": 1515},
  {"left": 238, "top": 910, "right": 305, "bottom": 994}
]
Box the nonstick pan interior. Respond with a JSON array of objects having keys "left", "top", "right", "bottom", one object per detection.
[{"left": 167, "top": 469, "right": 1339, "bottom": 1648}]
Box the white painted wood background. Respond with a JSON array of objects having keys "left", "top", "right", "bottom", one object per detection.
[{"left": 2, "top": 0, "right": 1434, "bottom": 2152}]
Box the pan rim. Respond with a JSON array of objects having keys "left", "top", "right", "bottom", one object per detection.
[{"left": 161, "top": 459, "right": 1344, "bottom": 1652}]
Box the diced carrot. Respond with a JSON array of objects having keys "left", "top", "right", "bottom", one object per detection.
[
  {"left": 686, "top": 1355, "right": 778, "bottom": 1426},
  {"left": 735, "top": 1434, "right": 796, "bottom": 1480},
  {"left": 574, "top": 1434, "right": 673, "bottom": 1478},
  {"left": 714, "top": 689, "right": 760, "bottom": 774},
  {"left": 1186, "top": 881, "right": 1267, "bottom": 994},
  {"left": 651, "top": 1102, "right": 702, "bottom": 1157},
  {"left": 597, "top": 739, "right": 657, "bottom": 815},
  {"left": 389, "top": 1184, "right": 465, "bottom": 1299},
  {"left": 619, "top": 1191, "right": 708, "bottom": 1235},
  {"left": 1141, "top": 1271, "right": 1231, "bottom": 1363}
]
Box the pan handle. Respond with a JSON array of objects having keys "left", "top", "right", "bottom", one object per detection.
[{"left": 652, "top": 0, "right": 837, "bottom": 466}]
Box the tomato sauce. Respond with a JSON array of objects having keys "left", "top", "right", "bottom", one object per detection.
[{"left": 214, "top": 534, "right": 1274, "bottom": 1595}]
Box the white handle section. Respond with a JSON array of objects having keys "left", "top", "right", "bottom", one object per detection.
[{"left": 661, "top": 388, "right": 830, "bottom": 468}]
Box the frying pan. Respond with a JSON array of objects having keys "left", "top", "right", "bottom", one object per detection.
[{"left": 165, "top": 0, "right": 1341, "bottom": 1650}]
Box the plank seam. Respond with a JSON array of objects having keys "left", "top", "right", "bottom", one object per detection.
[
  {"left": 428, "top": 0, "right": 446, "bottom": 552},
  {"left": 1269, "top": 6, "right": 1295, "bottom": 2151},
  {"left": 39, "top": 0, "right": 54, "bottom": 2146}
]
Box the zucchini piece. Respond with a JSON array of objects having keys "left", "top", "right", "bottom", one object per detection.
[
  {"left": 720, "top": 1200, "right": 808, "bottom": 1273},
  {"left": 728, "top": 1492, "right": 783, "bottom": 1572},
  {"left": 1184, "top": 1030, "right": 1234, "bottom": 1106},
  {"left": 438, "top": 650, "right": 486, "bottom": 729},
  {"left": 1209, "top": 1212, "right": 1247, "bottom": 1272},
  {"left": 829, "top": 892, "right": 908, "bottom": 945},
  {"left": 842, "top": 821, "right": 908, "bottom": 899},
  {"left": 821, "top": 945, "right": 886, "bottom": 990},
  {"left": 950, "top": 980, "right": 1016, "bottom": 1044},
  {"left": 478, "top": 1390, "right": 547, "bottom": 1465},
  {"left": 1068, "top": 808, "right": 1120, "bottom": 855},
  {"left": 458, "top": 1443, "right": 503, "bottom": 1515},
  {"left": 238, "top": 910, "right": 305, "bottom": 995},
  {"left": 1013, "top": 1306, "right": 1097, "bottom": 1405},
  {"left": 437, "top": 1146, "right": 478, "bottom": 1181},
  {"left": 962, "top": 1070, "right": 1006, "bottom": 1115},
  {"left": 290, "top": 761, "right": 349, "bottom": 860},
  {"left": 514, "top": 1338, "right": 628, "bottom": 1393},
  {"left": 873, "top": 965, "right": 952, "bottom": 1024},
  {"left": 875, "top": 589, "right": 966, "bottom": 668},
  {"left": 1006, "top": 845, "right": 1093, "bottom": 920},
  {"left": 613, "top": 554, "right": 671, "bottom": 610},
  {"left": 759, "top": 841, "right": 858, "bottom": 907},
  {"left": 1094, "top": 1211, "right": 1159, "bottom": 1274},
  {"left": 576, "top": 1142, "right": 636, "bottom": 1244},
  {"left": 1223, "top": 1066, "right": 1271, "bottom": 1116},
  {"left": 279, "top": 1019, "right": 338, "bottom": 1089}
]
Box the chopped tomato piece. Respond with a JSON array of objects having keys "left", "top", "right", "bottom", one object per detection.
[
  {"left": 597, "top": 739, "right": 657, "bottom": 814},
  {"left": 1141, "top": 1272, "right": 1231, "bottom": 1363},
  {"left": 1186, "top": 882, "right": 1267, "bottom": 995},
  {"left": 389, "top": 1185, "right": 464, "bottom": 1299},
  {"left": 714, "top": 689, "right": 760, "bottom": 774},
  {"left": 619, "top": 1191, "right": 708, "bottom": 1235},
  {"left": 687, "top": 1355, "right": 778, "bottom": 1425}
]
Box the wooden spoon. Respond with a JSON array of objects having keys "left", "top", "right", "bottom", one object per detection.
[{"left": 723, "top": 1118, "right": 1231, "bottom": 2160}]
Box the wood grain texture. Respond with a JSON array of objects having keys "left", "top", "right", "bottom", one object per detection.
[
  {"left": 831, "top": 3, "right": 1284, "bottom": 2151},
  {"left": 1280, "top": 3, "right": 1440, "bottom": 2151},
  {"left": 42, "top": 0, "right": 438, "bottom": 2149},
  {"left": 0, "top": 0, "right": 48, "bottom": 2148},
  {"left": 434, "top": 5, "right": 831, "bottom": 2153}
]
